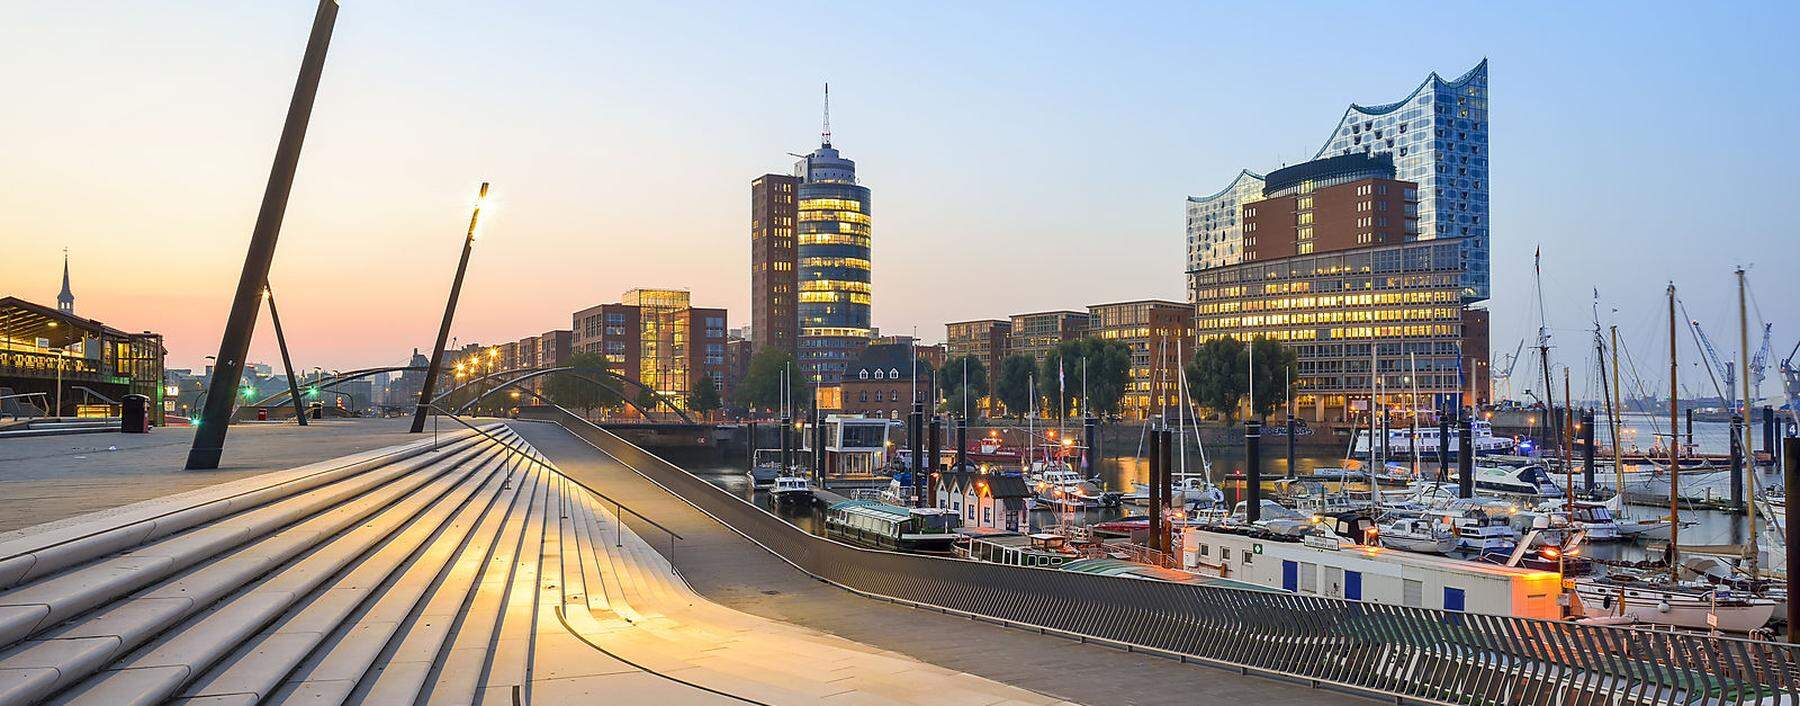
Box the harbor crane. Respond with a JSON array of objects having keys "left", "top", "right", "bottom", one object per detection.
[
  {"left": 1490, "top": 339, "right": 1524, "bottom": 402},
  {"left": 1687, "top": 318, "right": 1736, "bottom": 407}
]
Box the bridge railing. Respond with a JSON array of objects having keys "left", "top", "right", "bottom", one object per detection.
[{"left": 532, "top": 405, "right": 1800, "bottom": 706}]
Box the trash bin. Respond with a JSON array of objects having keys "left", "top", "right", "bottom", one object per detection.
[
  {"left": 257, "top": 407, "right": 269, "bottom": 421},
  {"left": 121, "top": 394, "right": 151, "bottom": 433}
]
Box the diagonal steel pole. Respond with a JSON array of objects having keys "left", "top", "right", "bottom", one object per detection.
[
  {"left": 263, "top": 284, "right": 307, "bottom": 426},
  {"left": 410, "top": 182, "right": 489, "bottom": 433},
  {"left": 187, "top": 0, "right": 339, "bottom": 469}
]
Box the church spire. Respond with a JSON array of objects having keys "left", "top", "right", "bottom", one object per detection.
[{"left": 57, "top": 248, "right": 74, "bottom": 314}]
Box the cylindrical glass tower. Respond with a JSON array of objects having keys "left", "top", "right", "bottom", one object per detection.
[{"left": 796, "top": 142, "right": 871, "bottom": 384}]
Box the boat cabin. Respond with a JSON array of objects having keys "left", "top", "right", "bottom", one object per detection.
[
  {"left": 802, "top": 415, "right": 901, "bottom": 479},
  {"left": 824, "top": 499, "right": 960, "bottom": 552},
  {"left": 1180, "top": 526, "right": 1561, "bottom": 619}
]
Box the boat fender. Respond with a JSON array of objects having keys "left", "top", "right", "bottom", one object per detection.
[{"left": 1656, "top": 601, "right": 1671, "bottom": 614}]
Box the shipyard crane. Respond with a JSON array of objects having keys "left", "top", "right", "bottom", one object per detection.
[
  {"left": 1747, "top": 323, "right": 1773, "bottom": 396},
  {"left": 1781, "top": 338, "right": 1800, "bottom": 428},
  {"left": 1687, "top": 318, "right": 1736, "bottom": 407},
  {"left": 1490, "top": 339, "right": 1525, "bottom": 402}
]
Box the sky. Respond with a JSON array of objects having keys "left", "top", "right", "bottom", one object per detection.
[{"left": 2, "top": 1, "right": 1796, "bottom": 402}]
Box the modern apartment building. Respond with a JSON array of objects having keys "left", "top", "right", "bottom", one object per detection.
[
  {"left": 750, "top": 173, "right": 800, "bottom": 357},
  {"left": 572, "top": 289, "right": 726, "bottom": 412},
  {"left": 1007, "top": 311, "right": 1090, "bottom": 364},
  {"left": 1085, "top": 300, "right": 1193, "bottom": 420},
  {"left": 945, "top": 319, "right": 1010, "bottom": 406}
]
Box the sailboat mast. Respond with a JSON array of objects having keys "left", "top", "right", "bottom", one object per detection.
[
  {"left": 1536, "top": 248, "right": 1557, "bottom": 459},
  {"left": 1176, "top": 341, "right": 1186, "bottom": 475},
  {"left": 1667, "top": 283, "right": 1682, "bottom": 584},
  {"left": 1739, "top": 267, "right": 1757, "bottom": 579},
  {"left": 1410, "top": 352, "right": 1421, "bottom": 479},
  {"left": 1609, "top": 325, "right": 1626, "bottom": 520},
  {"left": 1563, "top": 367, "right": 1575, "bottom": 499}
]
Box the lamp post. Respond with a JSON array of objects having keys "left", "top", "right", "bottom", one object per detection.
[
  {"left": 187, "top": 0, "right": 339, "bottom": 469},
  {"left": 410, "top": 182, "right": 490, "bottom": 434}
]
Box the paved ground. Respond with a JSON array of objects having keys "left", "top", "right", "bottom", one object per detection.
[
  {"left": 509, "top": 420, "right": 1372, "bottom": 706},
  {"left": 0, "top": 417, "right": 442, "bottom": 532}
]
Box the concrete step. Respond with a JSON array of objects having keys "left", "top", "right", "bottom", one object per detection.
[
  {"left": 0, "top": 434, "right": 494, "bottom": 651},
  {"left": 24, "top": 441, "right": 506, "bottom": 705},
  {"left": 0, "top": 427, "right": 512, "bottom": 704},
  {"left": 336, "top": 452, "right": 547, "bottom": 706}
]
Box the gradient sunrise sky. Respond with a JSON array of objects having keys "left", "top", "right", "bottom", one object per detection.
[{"left": 3, "top": 1, "right": 1795, "bottom": 399}]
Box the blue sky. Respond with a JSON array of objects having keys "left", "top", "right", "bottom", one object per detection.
[{"left": 2, "top": 1, "right": 1795, "bottom": 401}]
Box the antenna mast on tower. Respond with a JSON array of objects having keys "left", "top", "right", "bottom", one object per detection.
[{"left": 821, "top": 82, "right": 831, "bottom": 147}]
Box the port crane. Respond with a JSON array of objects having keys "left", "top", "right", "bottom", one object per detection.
[
  {"left": 1490, "top": 339, "right": 1524, "bottom": 402},
  {"left": 1686, "top": 317, "right": 1736, "bottom": 407}
]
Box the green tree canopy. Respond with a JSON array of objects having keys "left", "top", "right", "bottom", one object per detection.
[
  {"left": 548, "top": 352, "right": 626, "bottom": 416},
  {"left": 1183, "top": 336, "right": 1296, "bottom": 422},
  {"left": 1247, "top": 336, "right": 1297, "bottom": 419},
  {"left": 1040, "top": 338, "right": 1132, "bottom": 419},
  {"left": 935, "top": 355, "right": 988, "bottom": 417},
  {"left": 732, "top": 349, "right": 813, "bottom": 413},
  {"left": 993, "top": 355, "right": 1038, "bottom": 418},
  {"left": 689, "top": 375, "right": 722, "bottom": 416}
]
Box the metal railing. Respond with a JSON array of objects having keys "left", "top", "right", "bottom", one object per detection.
[
  {"left": 532, "top": 405, "right": 1800, "bottom": 706},
  {"left": 420, "top": 404, "right": 683, "bottom": 568}
]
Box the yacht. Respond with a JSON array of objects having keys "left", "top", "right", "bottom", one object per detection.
[
  {"left": 1405, "top": 498, "right": 1520, "bottom": 553},
  {"left": 770, "top": 474, "right": 814, "bottom": 507},
  {"left": 1031, "top": 467, "right": 1117, "bottom": 509},
  {"left": 1574, "top": 574, "right": 1779, "bottom": 633},
  {"left": 746, "top": 448, "right": 790, "bottom": 489},
  {"left": 1468, "top": 462, "right": 1565, "bottom": 499},
  {"left": 1374, "top": 516, "right": 1457, "bottom": 555},
  {"left": 1222, "top": 500, "right": 1317, "bottom": 536},
  {"left": 1539, "top": 499, "right": 1621, "bottom": 542}
]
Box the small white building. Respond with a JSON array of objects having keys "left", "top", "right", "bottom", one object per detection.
[
  {"left": 936, "top": 472, "right": 1031, "bottom": 532},
  {"left": 1181, "top": 526, "right": 1562, "bottom": 619}
]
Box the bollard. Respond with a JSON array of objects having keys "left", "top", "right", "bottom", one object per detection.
[
  {"left": 1438, "top": 410, "right": 1451, "bottom": 483},
  {"left": 779, "top": 414, "right": 791, "bottom": 474},
  {"left": 1245, "top": 420, "right": 1262, "bottom": 524},
  {"left": 1148, "top": 424, "right": 1163, "bottom": 553},
  {"left": 1786, "top": 437, "right": 1799, "bottom": 644},
  {"left": 1457, "top": 414, "right": 1474, "bottom": 499}
]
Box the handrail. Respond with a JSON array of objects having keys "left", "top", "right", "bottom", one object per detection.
[{"left": 418, "top": 403, "right": 685, "bottom": 548}]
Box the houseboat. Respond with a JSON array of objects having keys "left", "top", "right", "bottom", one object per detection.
[
  {"left": 1180, "top": 525, "right": 1563, "bottom": 619},
  {"left": 1352, "top": 419, "right": 1514, "bottom": 459},
  {"left": 823, "top": 499, "right": 960, "bottom": 552},
  {"left": 801, "top": 415, "right": 904, "bottom": 492}
]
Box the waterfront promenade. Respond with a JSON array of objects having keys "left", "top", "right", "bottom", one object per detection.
[
  {"left": 507, "top": 419, "right": 1363, "bottom": 706},
  {"left": 0, "top": 421, "right": 1094, "bottom": 703}
]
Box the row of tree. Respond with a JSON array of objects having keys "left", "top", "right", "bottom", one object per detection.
[
  {"left": 915, "top": 335, "right": 1297, "bottom": 423},
  {"left": 536, "top": 335, "right": 1296, "bottom": 423}
]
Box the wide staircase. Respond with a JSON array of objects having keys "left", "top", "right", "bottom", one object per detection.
[{"left": 0, "top": 423, "right": 1069, "bottom": 705}]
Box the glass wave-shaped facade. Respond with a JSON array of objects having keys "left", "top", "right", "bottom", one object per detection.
[{"left": 1186, "top": 60, "right": 1490, "bottom": 303}]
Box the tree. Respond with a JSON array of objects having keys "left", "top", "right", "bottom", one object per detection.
[
  {"left": 935, "top": 355, "right": 988, "bottom": 417},
  {"left": 993, "top": 355, "right": 1038, "bottom": 418},
  {"left": 1040, "top": 338, "right": 1132, "bottom": 419},
  {"left": 1186, "top": 337, "right": 1247, "bottom": 422},
  {"left": 548, "top": 352, "right": 625, "bottom": 417},
  {"left": 731, "top": 349, "right": 813, "bottom": 414},
  {"left": 689, "top": 376, "right": 722, "bottom": 419},
  {"left": 1183, "top": 336, "right": 1296, "bottom": 422},
  {"left": 1247, "top": 336, "right": 1297, "bottom": 419}
]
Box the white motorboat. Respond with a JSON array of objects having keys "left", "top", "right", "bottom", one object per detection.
[
  {"left": 1539, "top": 499, "right": 1621, "bottom": 542},
  {"left": 1468, "top": 462, "right": 1565, "bottom": 499},
  {"left": 1031, "top": 467, "right": 1115, "bottom": 509},
  {"left": 1574, "top": 575, "right": 1779, "bottom": 633},
  {"left": 770, "top": 475, "right": 814, "bottom": 506},
  {"left": 1408, "top": 498, "right": 1519, "bottom": 553},
  {"left": 1375, "top": 516, "right": 1457, "bottom": 554},
  {"left": 1222, "top": 500, "right": 1317, "bottom": 536}
]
